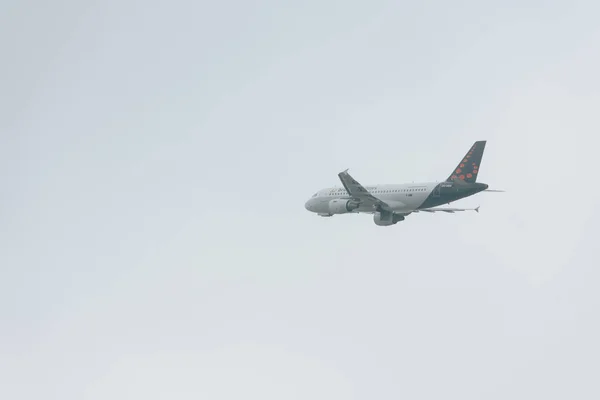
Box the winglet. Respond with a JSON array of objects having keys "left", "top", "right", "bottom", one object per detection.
[{"left": 475, "top": 206, "right": 480, "bottom": 213}]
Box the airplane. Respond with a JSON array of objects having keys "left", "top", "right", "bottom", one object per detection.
[{"left": 304, "top": 140, "right": 502, "bottom": 226}]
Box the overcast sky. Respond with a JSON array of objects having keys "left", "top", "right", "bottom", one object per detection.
[{"left": 2, "top": 1, "right": 600, "bottom": 399}]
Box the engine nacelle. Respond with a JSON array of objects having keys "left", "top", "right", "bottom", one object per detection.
[
  {"left": 328, "top": 199, "right": 360, "bottom": 214},
  {"left": 373, "top": 212, "right": 405, "bottom": 226}
]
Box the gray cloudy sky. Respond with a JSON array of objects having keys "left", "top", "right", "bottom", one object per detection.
[{"left": 2, "top": 1, "right": 600, "bottom": 399}]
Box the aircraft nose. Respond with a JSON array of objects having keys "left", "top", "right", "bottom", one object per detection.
[{"left": 305, "top": 200, "right": 311, "bottom": 211}]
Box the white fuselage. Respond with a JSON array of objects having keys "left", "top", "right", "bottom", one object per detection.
[{"left": 305, "top": 182, "right": 442, "bottom": 215}]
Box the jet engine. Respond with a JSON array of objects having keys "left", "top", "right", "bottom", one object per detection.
[
  {"left": 328, "top": 199, "right": 360, "bottom": 214},
  {"left": 373, "top": 212, "right": 405, "bottom": 226}
]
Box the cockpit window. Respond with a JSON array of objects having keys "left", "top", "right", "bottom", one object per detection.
[{"left": 312, "top": 192, "right": 318, "bottom": 197}]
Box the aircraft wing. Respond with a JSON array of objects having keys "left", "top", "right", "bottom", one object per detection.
[
  {"left": 414, "top": 206, "right": 480, "bottom": 214},
  {"left": 337, "top": 169, "right": 392, "bottom": 212}
]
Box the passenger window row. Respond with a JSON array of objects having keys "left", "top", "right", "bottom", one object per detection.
[{"left": 327, "top": 188, "right": 427, "bottom": 195}]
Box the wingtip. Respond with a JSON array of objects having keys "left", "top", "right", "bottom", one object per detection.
[{"left": 475, "top": 206, "right": 480, "bottom": 213}]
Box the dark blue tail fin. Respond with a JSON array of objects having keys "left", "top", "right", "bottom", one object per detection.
[{"left": 446, "top": 141, "right": 486, "bottom": 183}]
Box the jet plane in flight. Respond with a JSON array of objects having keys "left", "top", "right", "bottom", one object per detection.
[{"left": 304, "top": 140, "right": 501, "bottom": 226}]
